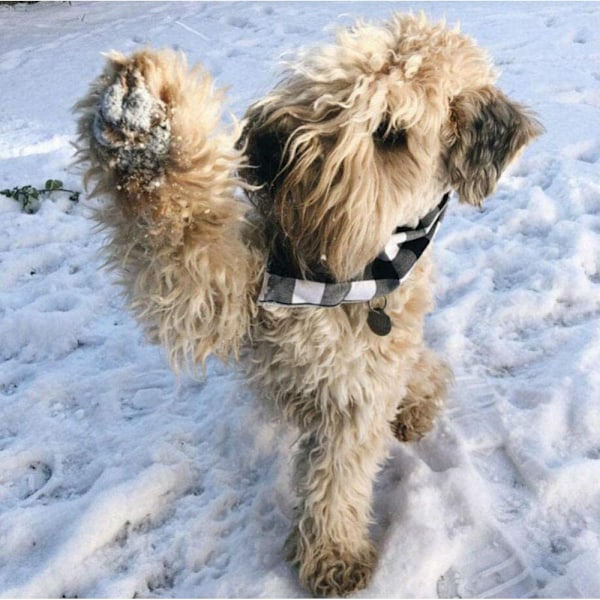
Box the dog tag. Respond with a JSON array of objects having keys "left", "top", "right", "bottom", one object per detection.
[{"left": 367, "top": 307, "right": 392, "bottom": 336}]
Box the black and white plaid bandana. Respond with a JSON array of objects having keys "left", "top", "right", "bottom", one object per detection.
[{"left": 258, "top": 193, "right": 450, "bottom": 307}]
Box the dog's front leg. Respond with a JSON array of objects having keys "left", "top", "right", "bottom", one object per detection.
[
  {"left": 74, "top": 50, "right": 261, "bottom": 368},
  {"left": 392, "top": 347, "right": 452, "bottom": 442},
  {"left": 286, "top": 410, "right": 390, "bottom": 597}
]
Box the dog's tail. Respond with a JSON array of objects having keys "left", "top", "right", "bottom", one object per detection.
[{"left": 74, "top": 49, "right": 262, "bottom": 371}]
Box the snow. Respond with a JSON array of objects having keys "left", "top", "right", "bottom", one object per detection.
[
  {"left": 95, "top": 72, "right": 171, "bottom": 174},
  {"left": 1, "top": 1, "right": 599, "bottom": 597}
]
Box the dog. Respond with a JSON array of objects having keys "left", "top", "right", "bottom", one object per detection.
[{"left": 75, "top": 12, "right": 542, "bottom": 597}]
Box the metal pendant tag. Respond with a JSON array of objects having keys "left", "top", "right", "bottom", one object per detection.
[{"left": 367, "top": 307, "right": 392, "bottom": 336}]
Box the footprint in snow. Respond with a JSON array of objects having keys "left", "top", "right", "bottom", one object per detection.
[
  {"left": 561, "top": 140, "right": 600, "bottom": 165},
  {"left": 119, "top": 369, "right": 175, "bottom": 419},
  {"left": 421, "top": 376, "right": 540, "bottom": 598},
  {"left": 437, "top": 525, "right": 537, "bottom": 599},
  {"left": 224, "top": 15, "right": 250, "bottom": 29},
  {"left": 576, "top": 145, "right": 600, "bottom": 164},
  {"left": 0, "top": 460, "right": 52, "bottom": 503}
]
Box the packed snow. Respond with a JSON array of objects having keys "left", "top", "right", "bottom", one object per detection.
[{"left": 1, "top": 1, "right": 599, "bottom": 597}]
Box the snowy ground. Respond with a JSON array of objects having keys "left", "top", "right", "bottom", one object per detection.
[{"left": 1, "top": 1, "right": 600, "bottom": 598}]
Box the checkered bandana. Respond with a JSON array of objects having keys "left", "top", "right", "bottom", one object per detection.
[{"left": 258, "top": 193, "right": 450, "bottom": 308}]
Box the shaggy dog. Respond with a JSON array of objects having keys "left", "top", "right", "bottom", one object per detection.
[{"left": 75, "top": 13, "right": 542, "bottom": 597}]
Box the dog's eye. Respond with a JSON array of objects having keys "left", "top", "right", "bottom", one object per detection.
[{"left": 373, "top": 121, "right": 407, "bottom": 149}]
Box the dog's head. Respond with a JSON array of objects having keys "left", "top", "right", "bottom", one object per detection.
[{"left": 240, "top": 13, "right": 543, "bottom": 281}]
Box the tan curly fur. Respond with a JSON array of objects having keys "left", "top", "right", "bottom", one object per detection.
[
  {"left": 74, "top": 49, "right": 264, "bottom": 370},
  {"left": 74, "top": 13, "right": 542, "bottom": 597}
]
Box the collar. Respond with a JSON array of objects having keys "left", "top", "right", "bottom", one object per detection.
[{"left": 258, "top": 192, "right": 450, "bottom": 307}]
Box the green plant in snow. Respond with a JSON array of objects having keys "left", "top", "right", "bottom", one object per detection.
[{"left": 1, "top": 179, "right": 80, "bottom": 214}]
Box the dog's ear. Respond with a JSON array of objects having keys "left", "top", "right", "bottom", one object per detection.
[
  {"left": 446, "top": 85, "right": 544, "bottom": 206},
  {"left": 238, "top": 107, "right": 292, "bottom": 195}
]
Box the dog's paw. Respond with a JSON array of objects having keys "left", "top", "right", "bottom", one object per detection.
[
  {"left": 285, "top": 527, "right": 376, "bottom": 597},
  {"left": 307, "top": 554, "right": 374, "bottom": 598},
  {"left": 392, "top": 350, "right": 451, "bottom": 442},
  {"left": 92, "top": 54, "right": 171, "bottom": 180},
  {"left": 391, "top": 401, "right": 439, "bottom": 442}
]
